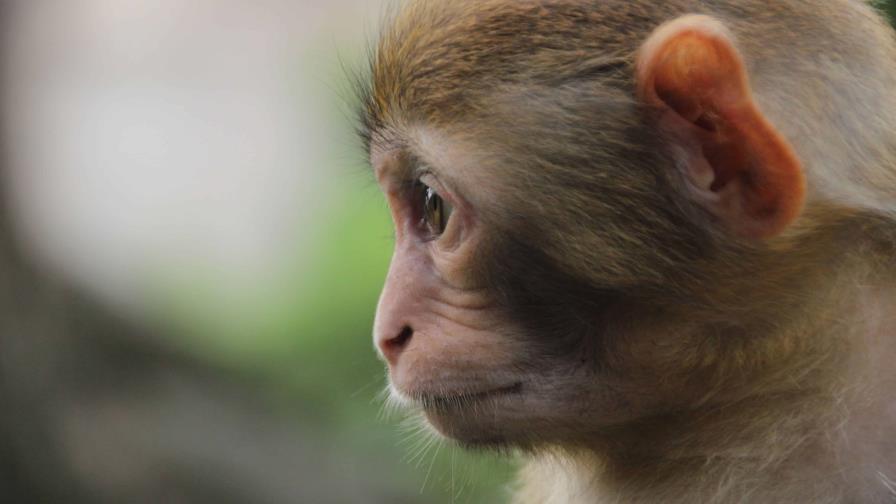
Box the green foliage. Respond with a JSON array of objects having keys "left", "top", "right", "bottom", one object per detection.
[{"left": 874, "top": 0, "right": 896, "bottom": 21}]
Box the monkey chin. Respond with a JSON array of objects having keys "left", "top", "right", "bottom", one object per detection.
[{"left": 414, "top": 383, "right": 524, "bottom": 448}]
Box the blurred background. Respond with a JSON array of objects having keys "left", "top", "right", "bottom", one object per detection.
[{"left": 0, "top": 1, "right": 893, "bottom": 503}]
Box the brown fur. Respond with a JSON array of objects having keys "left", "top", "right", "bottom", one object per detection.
[{"left": 358, "top": 1, "right": 896, "bottom": 502}]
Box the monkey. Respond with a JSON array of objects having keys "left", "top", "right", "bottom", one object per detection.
[{"left": 356, "top": 1, "right": 896, "bottom": 502}]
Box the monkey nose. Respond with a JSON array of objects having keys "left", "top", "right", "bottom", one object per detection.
[{"left": 377, "top": 326, "right": 414, "bottom": 366}]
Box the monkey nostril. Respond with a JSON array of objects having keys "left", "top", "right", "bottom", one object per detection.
[
  {"left": 388, "top": 326, "right": 413, "bottom": 351},
  {"left": 381, "top": 326, "right": 413, "bottom": 364}
]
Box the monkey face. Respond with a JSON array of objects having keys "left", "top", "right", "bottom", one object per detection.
[
  {"left": 371, "top": 144, "right": 527, "bottom": 445},
  {"left": 369, "top": 131, "right": 678, "bottom": 447}
]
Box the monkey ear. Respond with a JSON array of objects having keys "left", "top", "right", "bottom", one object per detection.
[{"left": 636, "top": 15, "right": 806, "bottom": 239}]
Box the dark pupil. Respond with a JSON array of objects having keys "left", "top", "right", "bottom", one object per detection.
[{"left": 423, "top": 185, "right": 444, "bottom": 235}]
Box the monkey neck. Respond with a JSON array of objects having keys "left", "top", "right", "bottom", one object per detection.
[
  {"left": 528, "top": 309, "right": 896, "bottom": 503},
  {"left": 523, "top": 223, "right": 896, "bottom": 503}
]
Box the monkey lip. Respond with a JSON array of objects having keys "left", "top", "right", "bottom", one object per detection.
[
  {"left": 411, "top": 382, "right": 523, "bottom": 410},
  {"left": 413, "top": 383, "right": 524, "bottom": 445}
]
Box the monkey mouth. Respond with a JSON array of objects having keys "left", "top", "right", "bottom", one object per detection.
[{"left": 412, "top": 382, "right": 523, "bottom": 411}]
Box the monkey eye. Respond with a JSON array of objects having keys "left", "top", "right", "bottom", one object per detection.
[{"left": 418, "top": 182, "right": 453, "bottom": 238}]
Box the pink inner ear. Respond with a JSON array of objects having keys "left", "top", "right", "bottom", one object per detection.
[{"left": 636, "top": 15, "right": 806, "bottom": 239}]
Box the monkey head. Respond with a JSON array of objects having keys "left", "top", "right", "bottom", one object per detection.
[{"left": 361, "top": 4, "right": 807, "bottom": 449}]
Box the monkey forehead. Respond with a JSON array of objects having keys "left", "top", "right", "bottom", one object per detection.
[
  {"left": 358, "top": 0, "right": 664, "bottom": 133},
  {"left": 371, "top": 125, "right": 503, "bottom": 206}
]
